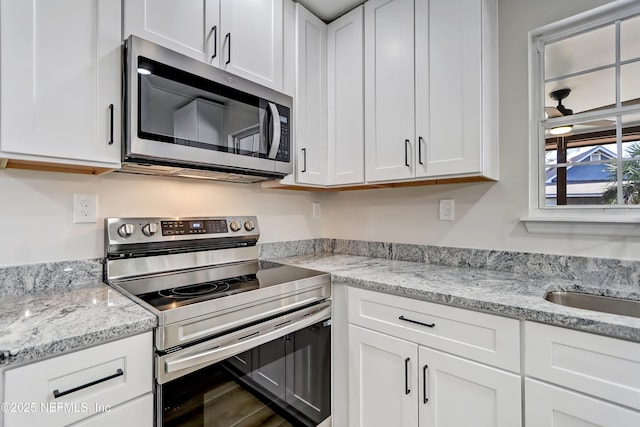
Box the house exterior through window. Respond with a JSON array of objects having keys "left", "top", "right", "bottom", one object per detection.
[{"left": 525, "top": 1, "right": 640, "bottom": 235}]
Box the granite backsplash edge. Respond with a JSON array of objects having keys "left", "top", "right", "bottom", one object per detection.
[{"left": 2, "top": 238, "right": 639, "bottom": 296}]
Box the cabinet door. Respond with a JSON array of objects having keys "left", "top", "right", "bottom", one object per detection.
[
  {"left": 294, "top": 3, "right": 327, "bottom": 185},
  {"left": 220, "top": 0, "right": 283, "bottom": 90},
  {"left": 0, "top": 0, "right": 121, "bottom": 166},
  {"left": 525, "top": 379, "right": 640, "bottom": 427},
  {"left": 327, "top": 6, "right": 365, "bottom": 186},
  {"left": 123, "top": 0, "right": 219, "bottom": 65},
  {"left": 72, "top": 394, "right": 153, "bottom": 427},
  {"left": 415, "top": 0, "right": 484, "bottom": 177},
  {"left": 364, "top": 0, "right": 415, "bottom": 182},
  {"left": 349, "top": 324, "right": 418, "bottom": 427},
  {"left": 419, "top": 346, "right": 521, "bottom": 427}
]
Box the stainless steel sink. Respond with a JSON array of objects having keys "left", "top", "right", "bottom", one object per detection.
[{"left": 544, "top": 291, "right": 640, "bottom": 318}]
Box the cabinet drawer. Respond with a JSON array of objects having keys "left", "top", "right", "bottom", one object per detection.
[
  {"left": 348, "top": 287, "right": 520, "bottom": 372},
  {"left": 525, "top": 321, "right": 640, "bottom": 411},
  {"left": 3, "top": 332, "right": 152, "bottom": 427},
  {"left": 525, "top": 379, "right": 640, "bottom": 426}
]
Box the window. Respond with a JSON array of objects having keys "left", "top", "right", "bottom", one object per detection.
[{"left": 525, "top": 1, "right": 640, "bottom": 235}]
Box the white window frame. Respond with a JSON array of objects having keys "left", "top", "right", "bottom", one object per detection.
[{"left": 523, "top": 0, "right": 640, "bottom": 236}]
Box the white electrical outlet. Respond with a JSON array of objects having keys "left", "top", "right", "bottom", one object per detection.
[
  {"left": 73, "top": 194, "right": 98, "bottom": 223},
  {"left": 439, "top": 199, "right": 454, "bottom": 221},
  {"left": 312, "top": 202, "right": 321, "bottom": 219}
]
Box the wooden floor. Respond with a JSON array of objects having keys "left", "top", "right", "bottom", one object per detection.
[{"left": 201, "top": 379, "right": 294, "bottom": 427}]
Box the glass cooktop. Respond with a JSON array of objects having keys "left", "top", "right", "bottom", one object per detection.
[{"left": 112, "top": 260, "right": 328, "bottom": 312}]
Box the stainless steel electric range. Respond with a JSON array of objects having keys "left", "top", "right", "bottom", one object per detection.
[{"left": 104, "top": 216, "right": 331, "bottom": 427}]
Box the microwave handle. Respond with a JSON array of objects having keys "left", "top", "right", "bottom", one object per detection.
[{"left": 267, "top": 102, "right": 281, "bottom": 159}]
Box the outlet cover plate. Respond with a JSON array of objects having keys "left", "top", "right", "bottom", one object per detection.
[
  {"left": 439, "top": 199, "right": 454, "bottom": 221},
  {"left": 73, "top": 194, "right": 97, "bottom": 223}
]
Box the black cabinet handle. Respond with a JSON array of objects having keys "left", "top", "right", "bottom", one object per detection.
[
  {"left": 53, "top": 369, "right": 123, "bottom": 399},
  {"left": 225, "top": 33, "right": 231, "bottom": 65},
  {"left": 108, "top": 104, "right": 114, "bottom": 145},
  {"left": 301, "top": 148, "right": 307, "bottom": 173},
  {"left": 418, "top": 136, "right": 424, "bottom": 165},
  {"left": 423, "top": 364, "right": 429, "bottom": 403},
  {"left": 404, "top": 139, "right": 410, "bottom": 166},
  {"left": 404, "top": 357, "right": 410, "bottom": 395},
  {"left": 399, "top": 315, "right": 435, "bottom": 328},
  {"left": 211, "top": 26, "right": 217, "bottom": 59}
]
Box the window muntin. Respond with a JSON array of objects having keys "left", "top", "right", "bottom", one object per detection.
[{"left": 536, "top": 11, "right": 640, "bottom": 209}]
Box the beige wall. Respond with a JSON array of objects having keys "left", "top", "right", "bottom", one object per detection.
[
  {"left": 319, "top": 0, "right": 640, "bottom": 260},
  {"left": 1, "top": 0, "right": 633, "bottom": 267},
  {"left": 0, "top": 169, "right": 323, "bottom": 267}
]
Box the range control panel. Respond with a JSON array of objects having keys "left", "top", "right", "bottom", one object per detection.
[
  {"left": 161, "top": 219, "right": 229, "bottom": 236},
  {"left": 106, "top": 216, "right": 259, "bottom": 245}
]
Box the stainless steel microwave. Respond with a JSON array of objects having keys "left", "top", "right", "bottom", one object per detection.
[{"left": 121, "top": 36, "right": 292, "bottom": 183}]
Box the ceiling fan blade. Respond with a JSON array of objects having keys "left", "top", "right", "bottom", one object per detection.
[
  {"left": 545, "top": 106, "right": 563, "bottom": 118},
  {"left": 580, "top": 119, "right": 615, "bottom": 127}
]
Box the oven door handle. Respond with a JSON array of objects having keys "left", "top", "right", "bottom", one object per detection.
[{"left": 163, "top": 303, "right": 330, "bottom": 378}]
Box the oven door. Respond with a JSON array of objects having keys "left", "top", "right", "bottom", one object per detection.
[{"left": 157, "top": 302, "right": 331, "bottom": 427}]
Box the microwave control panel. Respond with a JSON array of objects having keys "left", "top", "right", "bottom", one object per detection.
[{"left": 274, "top": 114, "right": 290, "bottom": 162}]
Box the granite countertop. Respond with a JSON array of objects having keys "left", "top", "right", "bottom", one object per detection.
[
  {"left": 0, "top": 281, "right": 156, "bottom": 369},
  {"left": 272, "top": 253, "right": 640, "bottom": 342}
]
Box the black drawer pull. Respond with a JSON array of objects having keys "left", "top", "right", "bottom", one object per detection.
[
  {"left": 53, "top": 368, "right": 123, "bottom": 399},
  {"left": 399, "top": 315, "right": 435, "bottom": 328}
]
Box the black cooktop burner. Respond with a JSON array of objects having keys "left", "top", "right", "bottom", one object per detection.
[
  {"left": 158, "top": 281, "right": 231, "bottom": 298},
  {"left": 137, "top": 275, "right": 260, "bottom": 311}
]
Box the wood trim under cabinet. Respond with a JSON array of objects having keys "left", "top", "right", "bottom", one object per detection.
[
  {"left": 1, "top": 159, "right": 115, "bottom": 175},
  {"left": 262, "top": 175, "right": 495, "bottom": 192}
]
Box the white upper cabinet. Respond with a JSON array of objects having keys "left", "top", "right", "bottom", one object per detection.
[
  {"left": 327, "top": 6, "right": 365, "bottom": 186},
  {"left": 415, "top": 0, "right": 497, "bottom": 179},
  {"left": 123, "top": 0, "right": 220, "bottom": 65},
  {"left": 365, "top": 0, "right": 498, "bottom": 183},
  {"left": 219, "top": 0, "right": 283, "bottom": 90},
  {"left": 123, "top": 0, "right": 284, "bottom": 91},
  {"left": 364, "top": 0, "right": 416, "bottom": 182},
  {"left": 0, "top": 0, "right": 121, "bottom": 170},
  {"left": 294, "top": 3, "right": 328, "bottom": 185}
]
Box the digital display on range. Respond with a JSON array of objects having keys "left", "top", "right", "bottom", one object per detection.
[{"left": 161, "top": 219, "right": 229, "bottom": 236}]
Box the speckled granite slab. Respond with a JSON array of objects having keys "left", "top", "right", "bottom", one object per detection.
[
  {"left": 262, "top": 239, "right": 640, "bottom": 291},
  {"left": 0, "top": 258, "right": 103, "bottom": 297},
  {"left": 267, "top": 253, "right": 640, "bottom": 342},
  {"left": 0, "top": 281, "right": 156, "bottom": 368}
]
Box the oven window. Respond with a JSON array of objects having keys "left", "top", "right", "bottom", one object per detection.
[
  {"left": 160, "top": 320, "right": 331, "bottom": 427},
  {"left": 137, "top": 57, "right": 274, "bottom": 159}
]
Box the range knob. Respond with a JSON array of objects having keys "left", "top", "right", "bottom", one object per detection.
[
  {"left": 142, "top": 223, "right": 158, "bottom": 236},
  {"left": 117, "top": 223, "right": 135, "bottom": 238},
  {"left": 229, "top": 220, "right": 242, "bottom": 232},
  {"left": 244, "top": 220, "right": 255, "bottom": 231}
]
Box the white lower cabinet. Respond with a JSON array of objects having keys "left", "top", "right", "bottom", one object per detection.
[
  {"left": 525, "top": 379, "right": 640, "bottom": 427},
  {"left": 524, "top": 321, "right": 640, "bottom": 426},
  {"left": 419, "top": 346, "right": 521, "bottom": 427},
  {"left": 349, "top": 324, "right": 521, "bottom": 427},
  {"left": 71, "top": 394, "right": 153, "bottom": 427},
  {"left": 347, "top": 287, "right": 522, "bottom": 427},
  {"left": 2, "top": 332, "right": 152, "bottom": 427},
  {"left": 349, "top": 325, "right": 418, "bottom": 427}
]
